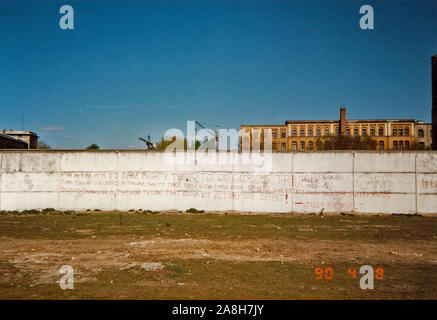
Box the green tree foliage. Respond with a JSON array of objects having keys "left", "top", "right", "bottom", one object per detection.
[
  {"left": 86, "top": 144, "right": 100, "bottom": 150},
  {"left": 37, "top": 141, "right": 51, "bottom": 149},
  {"left": 409, "top": 142, "right": 428, "bottom": 150},
  {"left": 317, "top": 135, "right": 377, "bottom": 150},
  {"left": 155, "top": 136, "right": 203, "bottom": 151}
]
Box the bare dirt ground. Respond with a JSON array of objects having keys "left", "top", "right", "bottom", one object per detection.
[{"left": 0, "top": 211, "right": 436, "bottom": 299}]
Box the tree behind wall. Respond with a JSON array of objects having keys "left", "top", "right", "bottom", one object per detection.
[
  {"left": 155, "top": 136, "right": 202, "bottom": 151},
  {"left": 37, "top": 141, "right": 51, "bottom": 149},
  {"left": 86, "top": 144, "right": 100, "bottom": 150},
  {"left": 318, "top": 135, "right": 377, "bottom": 150}
]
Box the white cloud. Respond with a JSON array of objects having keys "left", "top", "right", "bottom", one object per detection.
[
  {"left": 41, "top": 125, "right": 64, "bottom": 132},
  {"left": 79, "top": 105, "right": 179, "bottom": 113}
]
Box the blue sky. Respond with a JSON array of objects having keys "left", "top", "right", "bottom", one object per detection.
[{"left": 1, "top": 0, "right": 436, "bottom": 149}]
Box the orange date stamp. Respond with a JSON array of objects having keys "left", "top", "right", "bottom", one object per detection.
[{"left": 314, "top": 265, "right": 384, "bottom": 289}]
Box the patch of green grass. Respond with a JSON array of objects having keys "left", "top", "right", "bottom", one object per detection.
[
  {"left": 0, "top": 212, "right": 435, "bottom": 242},
  {"left": 3, "top": 258, "right": 434, "bottom": 299},
  {"left": 186, "top": 208, "right": 205, "bottom": 214},
  {"left": 165, "top": 263, "right": 184, "bottom": 275},
  {"left": 41, "top": 208, "right": 56, "bottom": 214},
  {"left": 0, "top": 212, "right": 436, "bottom": 299},
  {"left": 20, "top": 209, "right": 41, "bottom": 215}
]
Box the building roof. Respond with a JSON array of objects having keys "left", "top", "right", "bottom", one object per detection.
[
  {"left": 285, "top": 120, "right": 339, "bottom": 124},
  {"left": 243, "top": 119, "right": 423, "bottom": 127},
  {"left": 241, "top": 119, "right": 427, "bottom": 128},
  {"left": 0, "top": 130, "right": 39, "bottom": 137},
  {"left": 0, "top": 133, "right": 29, "bottom": 145},
  {"left": 241, "top": 124, "right": 287, "bottom": 127},
  {"left": 285, "top": 119, "right": 418, "bottom": 124},
  {"left": 343, "top": 119, "right": 417, "bottom": 123}
]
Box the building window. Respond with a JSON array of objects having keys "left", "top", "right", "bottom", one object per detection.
[
  {"left": 335, "top": 127, "right": 339, "bottom": 136},
  {"left": 393, "top": 141, "right": 398, "bottom": 149},
  {"left": 354, "top": 128, "right": 359, "bottom": 136},
  {"left": 399, "top": 141, "right": 404, "bottom": 149},
  {"left": 308, "top": 141, "right": 313, "bottom": 150},
  {"left": 281, "top": 143, "right": 286, "bottom": 150},
  {"left": 419, "top": 142, "right": 425, "bottom": 149},
  {"left": 292, "top": 128, "right": 297, "bottom": 137},
  {"left": 346, "top": 128, "right": 350, "bottom": 136},
  {"left": 272, "top": 131, "right": 277, "bottom": 139},
  {"left": 300, "top": 128, "right": 305, "bottom": 137},
  {"left": 324, "top": 142, "right": 329, "bottom": 149},
  {"left": 371, "top": 128, "right": 375, "bottom": 136},
  {"left": 300, "top": 141, "right": 305, "bottom": 150},
  {"left": 281, "top": 131, "right": 286, "bottom": 138},
  {"left": 263, "top": 129, "right": 269, "bottom": 139},
  {"left": 405, "top": 141, "right": 410, "bottom": 149},
  {"left": 244, "top": 137, "right": 249, "bottom": 144},
  {"left": 379, "top": 141, "right": 384, "bottom": 150},
  {"left": 292, "top": 141, "right": 297, "bottom": 150},
  {"left": 418, "top": 129, "right": 424, "bottom": 137},
  {"left": 379, "top": 127, "right": 384, "bottom": 136},
  {"left": 244, "top": 129, "right": 249, "bottom": 133},
  {"left": 399, "top": 128, "right": 403, "bottom": 137},
  {"left": 272, "top": 143, "right": 276, "bottom": 150},
  {"left": 324, "top": 128, "right": 329, "bottom": 136},
  {"left": 393, "top": 129, "right": 397, "bottom": 136},
  {"left": 308, "top": 128, "right": 313, "bottom": 137},
  {"left": 316, "top": 128, "right": 321, "bottom": 136},
  {"left": 362, "top": 128, "right": 367, "bottom": 136}
]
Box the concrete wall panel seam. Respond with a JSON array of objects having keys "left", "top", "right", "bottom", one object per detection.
[
  {"left": 291, "top": 153, "right": 294, "bottom": 213},
  {"left": 352, "top": 152, "right": 355, "bottom": 212},
  {"left": 415, "top": 153, "right": 418, "bottom": 214}
]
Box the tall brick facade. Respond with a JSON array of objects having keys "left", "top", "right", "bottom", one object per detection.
[
  {"left": 340, "top": 108, "right": 346, "bottom": 135},
  {"left": 241, "top": 108, "right": 432, "bottom": 151}
]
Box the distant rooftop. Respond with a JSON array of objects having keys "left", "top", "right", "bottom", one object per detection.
[
  {"left": 242, "top": 119, "right": 427, "bottom": 127},
  {"left": 0, "top": 130, "right": 38, "bottom": 137},
  {"left": 0, "top": 133, "right": 29, "bottom": 145}
]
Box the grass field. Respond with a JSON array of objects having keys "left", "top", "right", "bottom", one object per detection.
[{"left": 0, "top": 210, "right": 436, "bottom": 299}]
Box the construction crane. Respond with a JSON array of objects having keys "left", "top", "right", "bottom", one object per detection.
[
  {"left": 138, "top": 135, "right": 155, "bottom": 150},
  {"left": 195, "top": 121, "right": 219, "bottom": 151}
]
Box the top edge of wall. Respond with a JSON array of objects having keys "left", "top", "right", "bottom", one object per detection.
[{"left": 0, "top": 150, "right": 436, "bottom": 154}]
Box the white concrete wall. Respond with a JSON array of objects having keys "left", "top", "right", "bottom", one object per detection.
[{"left": 0, "top": 151, "right": 436, "bottom": 214}]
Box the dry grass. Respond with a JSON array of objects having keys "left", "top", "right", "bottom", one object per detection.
[{"left": 0, "top": 211, "right": 436, "bottom": 299}]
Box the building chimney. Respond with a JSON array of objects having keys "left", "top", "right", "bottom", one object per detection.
[
  {"left": 340, "top": 107, "right": 346, "bottom": 135},
  {"left": 432, "top": 54, "right": 437, "bottom": 150}
]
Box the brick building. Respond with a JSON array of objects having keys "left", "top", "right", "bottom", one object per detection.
[{"left": 241, "top": 108, "right": 432, "bottom": 151}]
